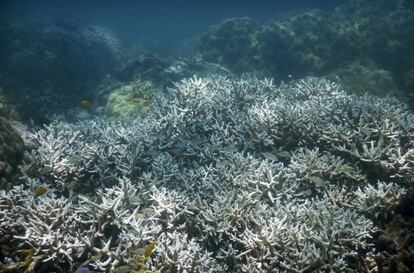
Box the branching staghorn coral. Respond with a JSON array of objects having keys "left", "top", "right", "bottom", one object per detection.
[
  {"left": 1, "top": 76, "right": 413, "bottom": 272},
  {"left": 153, "top": 231, "right": 224, "bottom": 273},
  {"left": 288, "top": 148, "right": 367, "bottom": 195},
  {"left": 237, "top": 199, "right": 374, "bottom": 272},
  {"left": 24, "top": 119, "right": 155, "bottom": 193},
  {"left": 353, "top": 181, "right": 407, "bottom": 219}
]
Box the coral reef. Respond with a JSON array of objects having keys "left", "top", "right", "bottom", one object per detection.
[
  {"left": 373, "top": 215, "right": 414, "bottom": 273},
  {"left": 118, "top": 54, "right": 232, "bottom": 88},
  {"left": 104, "top": 80, "right": 157, "bottom": 119},
  {"left": 197, "top": 0, "right": 414, "bottom": 105},
  {"left": 198, "top": 17, "right": 259, "bottom": 74},
  {"left": 0, "top": 21, "right": 121, "bottom": 121},
  {"left": 328, "top": 62, "right": 402, "bottom": 99},
  {"left": 0, "top": 117, "right": 24, "bottom": 188},
  {"left": 1, "top": 76, "right": 413, "bottom": 272},
  {"left": 256, "top": 9, "right": 345, "bottom": 77}
]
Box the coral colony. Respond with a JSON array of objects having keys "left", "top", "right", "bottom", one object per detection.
[{"left": 1, "top": 76, "right": 413, "bottom": 272}]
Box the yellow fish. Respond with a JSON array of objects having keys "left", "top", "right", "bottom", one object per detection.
[
  {"left": 80, "top": 100, "right": 93, "bottom": 109},
  {"left": 34, "top": 186, "right": 48, "bottom": 196},
  {"left": 144, "top": 241, "right": 156, "bottom": 258},
  {"left": 129, "top": 97, "right": 142, "bottom": 104}
]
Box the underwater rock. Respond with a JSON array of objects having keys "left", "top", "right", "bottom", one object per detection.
[
  {"left": 256, "top": 9, "right": 348, "bottom": 78},
  {"left": 0, "top": 117, "right": 24, "bottom": 187},
  {"left": 198, "top": 10, "right": 357, "bottom": 79},
  {"left": 197, "top": 0, "right": 414, "bottom": 107},
  {"left": 373, "top": 214, "right": 414, "bottom": 273},
  {"left": 402, "top": 69, "right": 414, "bottom": 101},
  {"left": 118, "top": 54, "right": 232, "bottom": 87},
  {"left": 104, "top": 79, "right": 157, "bottom": 119},
  {"left": 118, "top": 54, "right": 169, "bottom": 84},
  {"left": 9, "top": 120, "right": 38, "bottom": 150},
  {"left": 328, "top": 62, "right": 404, "bottom": 99},
  {"left": 198, "top": 17, "right": 259, "bottom": 74},
  {"left": 0, "top": 88, "right": 21, "bottom": 120},
  {"left": 0, "top": 21, "right": 121, "bottom": 121}
]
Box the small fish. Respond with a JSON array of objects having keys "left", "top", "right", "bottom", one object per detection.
[
  {"left": 135, "top": 213, "right": 145, "bottom": 219},
  {"left": 222, "top": 145, "right": 239, "bottom": 153},
  {"left": 308, "top": 176, "right": 323, "bottom": 184},
  {"left": 16, "top": 248, "right": 34, "bottom": 257},
  {"left": 80, "top": 100, "right": 93, "bottom": 109},
  {"left": 89, "top": 253, "right": 102, "bottom": 262},
  {"left": 275, "top": 150, "right": 291, "bottom": 160},
  {"left": 308, "top": 176, "right": 329, "bottom": 188},
  {"left": 360, "top": 127, "right": 371, "bottom": 136},
  {"left": 247, "top": 131, "right": 256, "bottom": 141},
  {"left": 261, "top": 152, "right": 279, "bottom": 161},
  {"left": 38, "top": 166, "right": 53, "bottom": 175},
  {"left": 34, "top": 186, "right": 47, "bottom": 196},
  {"left": 144, "top": 241, "right": 156, "bottom": 258},
  {"left": 143, "top": 100, "right": 152, "bottom": 107},
  {"left": 242, "top": 94, "right": 255, "bottom": 103},
  {"left": 303, "top": 189, "right": 313, "bottom": 197},
  {"left": 141, "top": 207, "right": 155, "bottom": 216},
  {"left": 207, "top": 144, "right": 219, "bottom": 152},
  {"left": 129, "top": 97, "right": 141, "bottom": 104}
]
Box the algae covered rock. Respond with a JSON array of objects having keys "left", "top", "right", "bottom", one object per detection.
[
  {"left": 118, "top": 54, "right": 168, "bottom": 83},
  {"left": 197, "top": 10, "right": 362, "bottom": 79},
  {"left": 0, "top": 21, "right": 120, "bottom": 121},
  {"left": 328, "top": 62, "right": 403, "bottom": 99},
  {"left": 118, "top": 54, "right": 233, "bottom": 87},
  {"left": 198, "top": 17, "right": 259, "bottom": 74},
  {"left": 196, "top": 0, "right": 414, "bottom": 107},
  {"left": 197, "top": 10, "right": 358, "bottom": 79},
  {"left": 104, "top": 80, "right": 156, "bottom": 119},
  {"left": 256, "top": 10, "right": 348, "bottom": 78},
  {"left": 0, "top": 117, "right": 24, "bottom": 187}
]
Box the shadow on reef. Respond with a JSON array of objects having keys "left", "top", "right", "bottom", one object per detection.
[{"left": 369, "top": 192, "right": 414, "bottom": 273}]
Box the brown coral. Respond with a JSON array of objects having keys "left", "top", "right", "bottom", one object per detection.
[{"left": 0, "top": 117, "right": 24, "bottom": 188}]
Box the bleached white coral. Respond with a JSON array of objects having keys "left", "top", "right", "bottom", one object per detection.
[
  {"left": 288, "top": 148, "right": 367, "bottom": 194},
  {"left": 153, "top": 231, "right": 225, "bottom": 273},
  {"left": 0, "top": 185, "right": 90, "bottom": 265},
  {"left": 1, "top": 76, "right": 413, "bottom": 272},
  {"left": 237, "top": 199, "right": 374, "bottom": 272},
  {"left": 353, "top": 181, "right": 407, "bottom": 219}
]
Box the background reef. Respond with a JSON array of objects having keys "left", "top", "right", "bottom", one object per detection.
[
  {"left": 1, "top": 0, "right": 414, "bottom": 272},
  {"left": 0, "top": 0, "right": 414, "bottom": 123},
  {"left": 198, "top": 0, "right": 414, "bottom": 102},
  {"left": 0, "top": 21, "right": 120, "bottom": 121}
]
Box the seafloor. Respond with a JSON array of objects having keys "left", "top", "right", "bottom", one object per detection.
[{"left": 1, "top": 0, "right": 414, "bottom": 272}]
